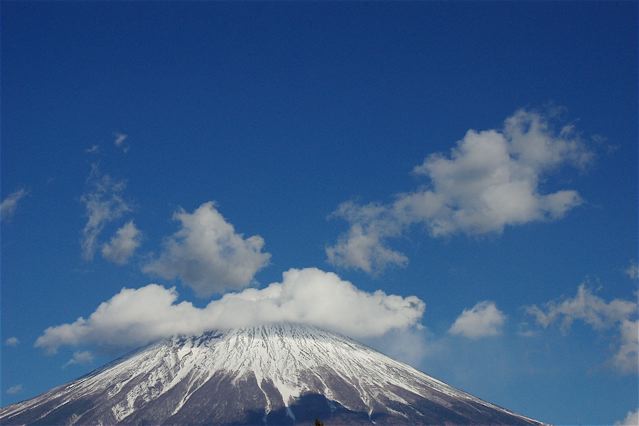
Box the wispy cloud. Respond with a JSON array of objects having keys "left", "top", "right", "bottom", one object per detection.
[
  {"left": 526, "top": 284, "right": 638, "bottom": 374},
  {"left": 85, "top": 144, "right": 100, "bottom": 154},
  {"left": 114, "top": 132, "right": 129, "bottom": 153},
  {"left": 526, "top": 284, "right": 636, "bottom": 331},
  {"left": 102, "top": 221, "right": 141, "bottom": 265},
  {"left": 80, "top": 165, "right": 131, "bottom": 261},
  {"left": 449, "top": 301, "right": 506, "bottom": 339},
  {"left": 63, "top": 350, "right": 94, "bottom": 368},
  {"left": 327, "top": 109, "right": 592, "bottom": 274},
  {"left": 1, "top": 188, "right": 28, "bottom": 222},
  {"left": 614, "top": 319, "right": 639, "bottom": 375},
  {"left": 6, "top": 385, "right": 23, "bottom": 395},
  {"left": 35, "top": 267, "right": 425, "bottom": 353},
  {"left": 4, "top": 337, "right": 19, "bottom": 347},
  {"left": 143, "top": 202, "right": 271, "bottom": 297},
  {"left": 364, "top": 327, "right": 430, "bottom": 367},
  {"left": 625, "top": 260, "right": 639, "bottom": 280}
]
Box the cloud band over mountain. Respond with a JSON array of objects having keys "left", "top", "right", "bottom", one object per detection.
[{"left": 35, "top": 268, "right": 425, "bottom": 353}]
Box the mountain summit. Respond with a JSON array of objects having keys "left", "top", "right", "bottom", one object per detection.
[{"left": 1, "top": 324, "right": 542, "bottom": 425}]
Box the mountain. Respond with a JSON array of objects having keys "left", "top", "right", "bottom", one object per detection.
[{"left": 1, "top": 324, "right": 543, "bottom": 425}]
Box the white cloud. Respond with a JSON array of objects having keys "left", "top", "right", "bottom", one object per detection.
[
  {"left": 35, "top": 267, "right": 425, "bottom": 353},
  {"left": 526, "top": 284, "right": 636, "bottom": 332},
  {"left": 326, "top": 202, "right": 407, "bottom": 274},
  {"left": 114, "top": 132, "right": 127, "bottom": 146},
  {"left": 102, "top": 221, "right": 141, "bottom": 265},
  {"left": 1, "top": 188, "right": 28, "bottom": 222},
  {"left": 526, "top": 285, "right": 638, "bottom": 374},
  {"left": 6, "top": 385, "right": 23, "bottom": 395},
  {"left": 114, "top": 132, "right": 129, "bottom": 152},
  {"left": 4, "top": 337, "right": 19, "bottom": 347},
  {"left": 613, "top": 319, "right": 638, "bottom": 374},
  {"left": 143, "top": 202, "right": 271, "bottom": 297},
  {"left": 615, "top": 409, "right": 639, "bottom": 426},
  {"left": 326, "top": 223, "right": 407, "bottom": 274},
  {"left": 449, "top": 301, "right": 506, "bottom": 339},
  {"left": 81, "top": 165, "right": 131, "bottom": 261},
  {"left": 626, "top": 260, "right": 639, "bottom": 280},
  {"left": 327, "top": 109, "right": 591, "bottom": 273},
  {"left": 64, "top": 350, "right": 94, "bottom": 368},
  {"left": 85, "top": 144, "right": 100, "bottom": 154}
]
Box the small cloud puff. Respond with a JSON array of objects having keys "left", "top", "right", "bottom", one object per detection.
[
  {"left": 6, "top": 385, "right": 23, "bottom": 395},
  {"left": 85, "top": 145, "right": 100, "bottom": 154},
  {"left": 114, "top": 132, "right": 129, "bottom": 152},
  {"left": 625, "top": 260, "right": 638, "bottom": 280},
  {"left": 5, "top": 337, "right": 19, "bottom": 347},
  {"left": 35, "top": 268, "right": 425, "bottom": 353},
  {"left": 143, "top": 202, "right": 271, "bottom": 297},
  {"left": 1, "top": 189, "right": 28, "bottom": 222},
  {"left": 449, "top": 301, "right": 506, "bottom": 339},
  {"left": 102, "top": 221, "right": 141, "bottom": 265}
]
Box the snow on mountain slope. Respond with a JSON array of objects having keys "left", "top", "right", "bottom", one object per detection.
[{"left": 1, "top": 324, "right": 543, "bottom": 425}]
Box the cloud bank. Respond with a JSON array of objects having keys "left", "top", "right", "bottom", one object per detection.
[
  {"left": 327, "top": 109, "right": 591, "bottom": 274},
  {"left": 143, "top": 202, "right": 271, "bottom": 297},
  {"left": 449, "top": 301, "right": 506, "bottom": 339},
  {"left": 81, "top": 165, "right": 131, "bottom": 260},
  {"left": 36, "top": 268, "right": 425, "bottom": 353},
  {"left": 526, "top": 285, "right": 638, "bottom": 374},
  {"left": 102, "top": 221, "right": 141, "bottom": 264}
]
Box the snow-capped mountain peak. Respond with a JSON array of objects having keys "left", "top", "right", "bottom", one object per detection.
[{"left": 1, "top": 324, "right": 543, "bottom": 425}]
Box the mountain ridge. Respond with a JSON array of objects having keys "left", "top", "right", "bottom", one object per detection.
[{"left": 1, "top": 323, "right": 543, "bottom": 425}]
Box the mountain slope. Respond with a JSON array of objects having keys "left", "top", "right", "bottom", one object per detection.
[{"left": 1, "top": 324, "right": 543, "bottom": 425}]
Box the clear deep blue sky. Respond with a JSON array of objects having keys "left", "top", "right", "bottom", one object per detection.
[{"left": 2, "top": 2, "right": 638, "bottom": 425}]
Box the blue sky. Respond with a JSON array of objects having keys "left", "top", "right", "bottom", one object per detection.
[{"left": 1, "top": 2, "right": 637, "bottom": 425}]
